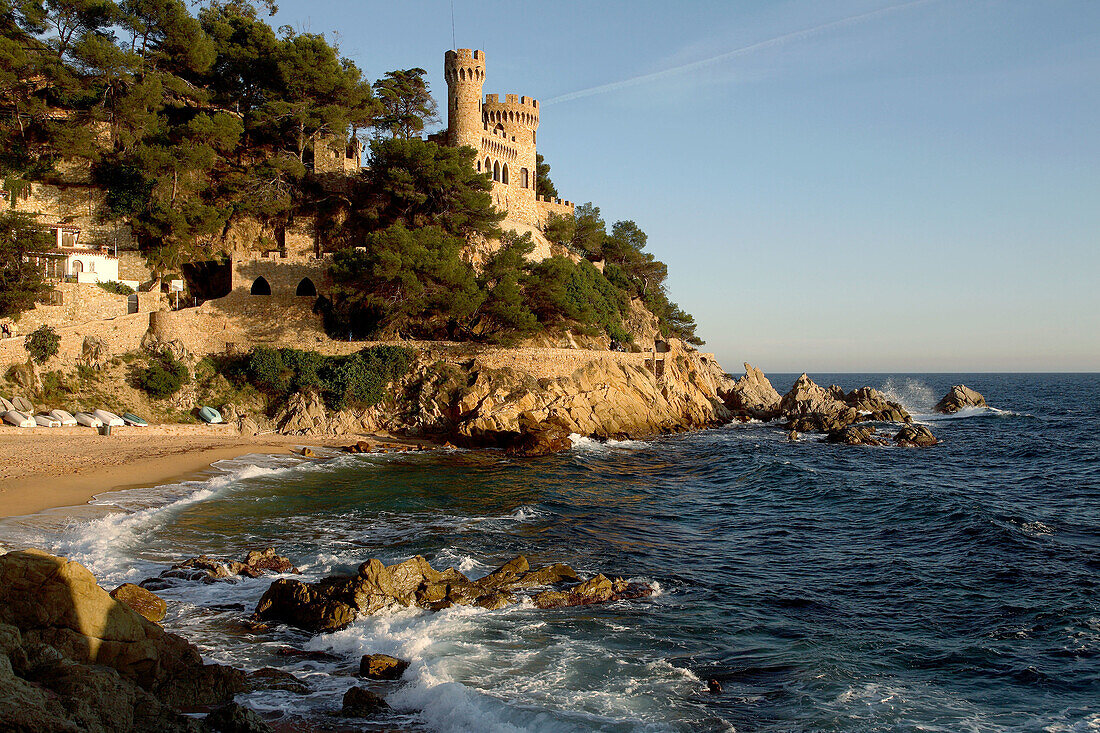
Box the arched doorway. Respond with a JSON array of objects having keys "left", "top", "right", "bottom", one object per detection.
[
  {"left": 71, "top": 260, "right": 83, "bottom": 275},
  {"left": 250, "top": 276, "right": 271, "bottom": 295},
  {"left": 296, "top": 277, "right": 316, "bottom": 297},
  {"left": 127, "top": 293, "right": 139, "bottom": 314}
]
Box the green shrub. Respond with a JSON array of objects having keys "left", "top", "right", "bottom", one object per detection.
[
  {"left": 96, "top": 280, "right": 135, "bottom": 296},
  {"left": 25, "top": 325, "right": 60, "bottom": 364},
  {"left": 246, "top": 345, "right": 413, "bottom": 410},
  {"left": 137, "top": 351, "right": 189, "bottom": 399}
]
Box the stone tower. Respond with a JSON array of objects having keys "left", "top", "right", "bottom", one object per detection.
[
  {"left": 444, "top": 49, "right": 486, "bottom": 151},
  {"left": 441, "top": 48, "right": 572, "bottom": 229}
]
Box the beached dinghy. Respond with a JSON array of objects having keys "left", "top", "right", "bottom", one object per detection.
[
  {"left": 92, "top": 409, "right": 125, "bottom": 427},
  {"left": 12, "top": 396, "right": 33, "bottom": 412},
  {"left": 0, "top": 396, "right": 14, "bottom": 412},
  {"left": 121, "top": 412, "right": 148, "bottom": 426},
  {"left": 49, "top": 409, "right": 78, "bottom": 426},
  {"left": 34, "top": 414, "right": 62, "bottom": 428},
  {"left": 198, "top": 405, "right": 224, "bottom": 424},
  {"left": 3, "top": 410, "right": 36, "bottom": 427},
  {"left": 75, "top": 412, "right": 103, "bottom": 428}
]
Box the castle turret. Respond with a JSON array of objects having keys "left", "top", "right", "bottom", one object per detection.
[{"left": 444, "top": 49, "right": 486, "bottom": 151}]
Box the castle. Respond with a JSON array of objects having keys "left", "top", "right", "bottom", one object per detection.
[{"left": 436, "top": 49, "right": 574, "bottom": 230}]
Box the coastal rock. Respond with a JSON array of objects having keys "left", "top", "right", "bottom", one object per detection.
[
  {"left": 894, "top": 424, "right": 938, "bottom": 447},
  {"left": 251, "top": 555, "right": 651, "bottom": 632},
  {"left": 253, "top": 579, "right": 358, "bottom": 633},
  {"left": 204, "top": 702, "right": 274, "bottom": 733},
  {"left": 504, "top": 414, "right": 573, "bottom": 456},
  {"left": 0, "top": 550, "right": 245, "bottom": 729},
  {"left": 842, "top": 387, "right": 911, "bottom": 422},
  {"left": 274, "top": 390, "right": 327, "bottom": 435},
  {"left": 246, "top": 667, "right": 310, "bottom": 694},
  {"left": 720, "top": 363, "right": 782, "bottom": 420},
  {"left": 779, "top": 374, "right": 848, "bottom": 419},
  {"left": 359, "top": 653, "right": 409, "bottom": 680},
  {"left": 934, "top": 385, "right": 987, "bottom": 414},
  {"left": 341, "top": 686, "right": 389, "bottom": 717},
  {"left": 109, "top": 584, "right": 168, "bottom": 623},
  {"left": 826, "top": 425, "right": 888, "bottom": 446},
  {"left": 531, "top": 575, "right": 654, "bottom": 609},
  {"left": 165, "top": 548, "right": 299, "bottom": 582}
]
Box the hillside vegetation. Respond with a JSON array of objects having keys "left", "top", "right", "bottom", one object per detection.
[{"left": 1, "top": 0, "right": 701, "bottom": 344}]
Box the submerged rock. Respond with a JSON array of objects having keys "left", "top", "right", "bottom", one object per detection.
[
  {"left": 359, "top": 654, "right": 409, "bottom": 681},
  {"left": 934, "top": 385, "right": 987, "bottom": 414},
  {"left": 341, "top": 686, "right": 389, "bottom": 717},
  {"left": 827, "top": 425, "right": 889, "bottom": 446},
  {"left": 153, "top": 548, "right": 299, "bottom": 585},
  {"left": 894, "top": 424, "right": 938, "bottom": 447},
  {"left": 205, "top": 702, "right": 274, "bottom": 733}
]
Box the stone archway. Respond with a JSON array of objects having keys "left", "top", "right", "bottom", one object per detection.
[
  {"left": 250, "top": 276, "right": 271, "bottom": 295},
  {"left": 296, "top": 277, "right": 317, "bottom": 297}
]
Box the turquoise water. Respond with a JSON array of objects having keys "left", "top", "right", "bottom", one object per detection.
[{"left": 2, "top": 374, "right": 1097, "bottom": 731}]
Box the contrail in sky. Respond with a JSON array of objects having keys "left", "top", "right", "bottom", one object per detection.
[{"left": 543, "top": 0, "right": 937, "bottom": 105}]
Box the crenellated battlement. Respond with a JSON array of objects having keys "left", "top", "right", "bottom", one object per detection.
[{"left": 443, "top": 48, "right": 565, "bottom": 231}]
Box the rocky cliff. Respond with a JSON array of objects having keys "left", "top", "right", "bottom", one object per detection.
[{"left": 271, "top": 343, "right": 733, "bottom": 448}]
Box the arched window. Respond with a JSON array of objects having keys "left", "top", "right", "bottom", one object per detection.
[
  {"left": 520, "top": 168, "right": 529, "bottom": 188},
  {"left": 494, "top": 123, "right": 505, "bottom": 135},
  {"left": 484, "top": 156, "right": 491, "bottom": 175},
  {"left": 459, "top": 68, "right": 466, "bottom": 81},
  {"left": 477, "top": 160, "right": 481, "bottom": 172},
  {"left": 501, "top": 163, "right": 509, "bottom": 184},
  {"left": 71, "top": 260, "right": 83, "bottom": 274},
  {"left": 296, "top": 277, "right": 316, "bottom": 297},
  {"left": 250, "top": 276, "right": 271, "bottom": 295},
  {"left": 493, "top": 161, "right": 500, "bottom": 182}
]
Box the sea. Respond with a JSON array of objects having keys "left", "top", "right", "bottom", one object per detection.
[{"left": 1, "top": 373, "right": 1097, "bottom": 732}]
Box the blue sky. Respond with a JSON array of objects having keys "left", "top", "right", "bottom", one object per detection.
[{"left": 273, "top": 0, "right": 1100, "bottom": 372}]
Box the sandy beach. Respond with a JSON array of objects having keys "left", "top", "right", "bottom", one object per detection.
[{"left": 0, "top": 425, "right": 375, "bottom": 518}]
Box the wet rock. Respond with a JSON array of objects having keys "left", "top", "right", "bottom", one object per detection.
[
  {"left": 205, "top": 702, "right": 274, "bottom": 733},
  {"left": 109, "top": 583, "right": 168, "bottom": 624},
  {"left": 246, "top": 667, "right": 310, "bottom": 694},
  {"left": 505, "top": 414, "right": 573, "bottom": 456},
  {"left": 251, "top": 554, "right": 650, "bottom": 630},
  {"left": 826, "top": 425, "right": 888, "bottom": 446},
  {"left": 359, "top": 654, "right": 409, "bottom": 681},
  {"left": 512, "top": 562, "right": 580, "bottom": 588},
  {"left": 168, "top": 548, "right": 299, "bottom": 582},
  {"left": 894, "top": 424, "right": 938, "bottom": 447},
  {"left": 532, "top": 575, "right": 655, "bottom": 609},
  {"left": 708, "top": 678, "right": 723, "bottom": 694},
  {"left": 253, "top": 579, "right": 358, "bottom": 633},
  {"left": 780, "top": 374, "right": 848, "bottom": 420},
  {"left": 341, "top": 686, "right": 389, "bottom": 717},
  {"left": 934, "top": 385, "right": 987, "bottom": 414}
]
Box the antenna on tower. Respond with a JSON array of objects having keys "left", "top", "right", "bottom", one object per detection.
[{"left": 450, "top": 0, "right": 456, "bottom": 50}]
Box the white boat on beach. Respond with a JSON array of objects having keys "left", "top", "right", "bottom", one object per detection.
[
  {"left": 0, "top": 397, "right": 14, "bottom": 412},
  {"left": 75, "top": 412, "right": 103, "bottom": 428},
  {"left": 11, "top": 396, "right": 33, "bottom": 412},
  {"left": 49, "top": 410, "right": 78, "bottom": 426},
  {"left": 3, "top": 410, "right": 36, "bottom": 428},
  {"left": 92, "top": 409, "right": 125, "bottom": 427},
  {"left": 34, "top": 414, "right": 62, "bottom": 428}
]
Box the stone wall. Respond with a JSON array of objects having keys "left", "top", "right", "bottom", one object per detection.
[
  {"left": 0, "top": 309, "right": 151, "bottom": 370},
  {"left": 231, "top": 254, "right": 329, "bottom": 296},
  {"left": 10, "top": 283, "right": 161, "bottom": 333}
]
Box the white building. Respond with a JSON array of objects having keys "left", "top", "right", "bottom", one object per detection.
[{"left": 27, "top": 224, "right": 122, "bottom": 284}]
